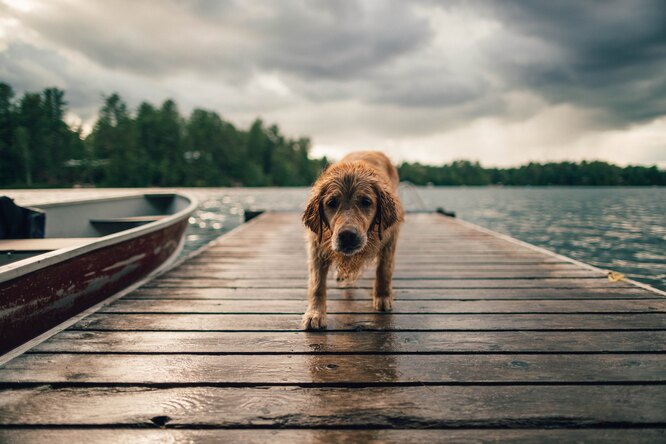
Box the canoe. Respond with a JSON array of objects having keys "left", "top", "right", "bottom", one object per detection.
[{"left": 0, "top": 192, "right": 197, "bottom": 355}]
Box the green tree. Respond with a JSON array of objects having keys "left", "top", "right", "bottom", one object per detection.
[
  {"left": 41, "top": 88, "right": 74, "bottom": 183},
  {"left": 0, "top": 83, "right": 17, "bottom": 185},
  {"left": 89, "top": 93, "right": 142, "bottom": 186},
  {"left": 155, "top": 99, "right": 184, "bottom": 186},
  {"left": 184, "top": 109, "right": 240, "bottom": 186},
  {"left": 15, "top": 92, "right": 45, "bottom": 185}
]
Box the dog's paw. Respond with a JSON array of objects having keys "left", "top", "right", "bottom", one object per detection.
[
  {"left": 373, "top": 296, "right": 393, "bottom": 312},
  {"left": 302, "top": 310, "right": 327, "bottom": 330}
]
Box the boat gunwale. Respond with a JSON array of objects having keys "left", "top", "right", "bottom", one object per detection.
[{"left": 0, "top": 192, "right": 198, "bottom": 284}]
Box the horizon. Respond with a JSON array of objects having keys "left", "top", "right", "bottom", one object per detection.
[{"left": 1, "top": 1, "right": 665, "bottom": 168}]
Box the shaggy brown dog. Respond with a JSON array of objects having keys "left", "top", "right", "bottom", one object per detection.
[{"left": 302, "top": 151, "right": 404, "bottom": 330}]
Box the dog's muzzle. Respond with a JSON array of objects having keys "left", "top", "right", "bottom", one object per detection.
[{"left": 334, "top": 229, "right": 364, "bottom": 255}]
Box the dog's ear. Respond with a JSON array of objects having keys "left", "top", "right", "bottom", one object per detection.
[
  {"left": 374, "top": 183, "right": 399, "bottom": 240},
  {"left": 303, "top": 187, "right": 329, "bottom": 242}
]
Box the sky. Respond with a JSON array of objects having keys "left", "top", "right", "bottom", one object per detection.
[{"left": 1, "top": 0, "right": 665, "bottom": 167}]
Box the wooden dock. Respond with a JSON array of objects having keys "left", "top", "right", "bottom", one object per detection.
[{"left": 1, "top": 212, "right": 665, "bottom": 442}]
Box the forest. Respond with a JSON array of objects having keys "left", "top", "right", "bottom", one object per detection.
[
  {"left": 398, "top": 160, "right": 666, "bottom": 186},
  {"left": 0, "top": 82, "right": 664, "bottom": 188}
]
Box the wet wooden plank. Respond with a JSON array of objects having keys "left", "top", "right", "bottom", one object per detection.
[
  {"left": 129, "top": 286, "right": 659, "bottom": 300},
  {"left": 187, "top": 255, "right": 572, "bottom": 263},
  {"left": 144, "top": 277, "right": 632, "bottom": 289},
  {"left": 1, "top": 429, "right": 665, "bottom": 444},
  {"left": 164, "top": 268, "right": 601, "bottom": 279},
  {"left": 4, "top": 353, "right": 665, "bottom": 384},
  {"left": 175, "top": 262, "right": 584, "bottom": 271},
  {"left": 71, "top": 313, "right": 666, "bottom": 331},
  {"left": 33, "top": 330, "right": 666, "bottom": 353},
  {"left": 188, "top": 254, "right": 565, "bottom": 263},
  {"left": 1, "top": 386, "right": 665, "bottom": 427},
  {"left": 101, "top": 298, "right": 666, "bottom": 314}
]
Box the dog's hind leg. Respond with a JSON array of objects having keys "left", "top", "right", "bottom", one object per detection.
[
  {"left": 373, "top": 235, "right": 398, "bottom": 311},
  {"left": 302, "top": 239, "right": 330, "bottom": 330}
]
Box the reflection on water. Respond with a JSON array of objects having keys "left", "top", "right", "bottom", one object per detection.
[{"left": 7, "top": 186, "right": 665, "bottom": 290}]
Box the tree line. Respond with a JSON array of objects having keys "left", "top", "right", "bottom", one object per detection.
[
  {"left": 398, "top": 160, "right": 666, "bottom": 186},
  {"left": 0, "top": 82, "right": 664, "bottom": 188},
  {"left": 0, "top": 82, "right": 324, "bottom": 187}
]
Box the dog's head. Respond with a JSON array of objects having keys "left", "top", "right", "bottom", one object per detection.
[{"left": 303, "top": 161, "right": 399, "bottom": 255}]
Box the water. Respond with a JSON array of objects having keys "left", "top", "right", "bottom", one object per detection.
[{"left": 7, "top": 186, "right": 665, "bottom": 291}]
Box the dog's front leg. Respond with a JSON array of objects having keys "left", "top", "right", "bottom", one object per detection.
[
  {"left": 302, "top": 239, "right": 330, "bottom": 330},
  {"left": 373, "top": 234, "right": 397, "bottom": 311}
]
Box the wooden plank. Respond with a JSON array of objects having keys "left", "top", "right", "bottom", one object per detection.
[
  {"left": 198, "top": 248, "right": 553, "bottom": 255},
  {"left": 144, "top": 278, "right": 631, "bottom": 289},
  {"left": 71, "top": 313, "right": 666, "bottom": 331},
  {"left": 175, "top": 263, "right": 582, "bottom": 271},
  {"left": 101, "top": 298, "right": 666, "bottom": 314},
  {"left": 4, "top": 353, "right": 665, "bottom": 384},
  {"left": 182, "top": 259, "right": 578, "bottom": 267},
  {"left": 1, "top": 386, "right": 665, "bottom": 427},
  {"left": 129, "top": 286, "right": 658, "bottom": 300},
  {"left": 32, "top": 330, "right": 666, "bottom": 353},
  {"left": 1, "top": 429, "right": 665, "bottom": 444},
  {"left": 188, "top": 254, "right": 563, "bottom": 263},
  {"left": 164, "top": 268, "right": 601, "bottom": 279}
]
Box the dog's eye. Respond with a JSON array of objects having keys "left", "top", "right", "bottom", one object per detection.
[
  {"left": 326, "top": 198, "right": 339, "bottom": 209},
  {"left": 359, "top": 197, "right": 372, "bottom": 207}
]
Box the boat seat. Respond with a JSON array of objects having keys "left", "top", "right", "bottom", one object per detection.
[
  {"left": 0, "top": 238, "right": 97, "bottom": 251},
  {"left": 90, "top": 215, "right": 166, "bottom": 224}
]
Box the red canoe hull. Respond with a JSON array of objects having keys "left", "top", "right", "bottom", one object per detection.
[{"left": 0, "top": 218, "right": 188, "bottom": 355}]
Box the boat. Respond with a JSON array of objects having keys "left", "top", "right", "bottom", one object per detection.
[{"left": 0, "top": 192, "right": 197, "bottom": 355}]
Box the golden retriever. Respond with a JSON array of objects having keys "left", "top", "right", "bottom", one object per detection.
[{"left": 301, "top": 151, "right": 404, "bottom": 330}]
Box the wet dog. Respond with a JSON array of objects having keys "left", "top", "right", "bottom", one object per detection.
[{"left": 301, "top": 151, "right": 404, "bottom": 330}]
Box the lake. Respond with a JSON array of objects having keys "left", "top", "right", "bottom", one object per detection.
[{"left": 7, "top": 186, "right": 665, "bottom": 291}]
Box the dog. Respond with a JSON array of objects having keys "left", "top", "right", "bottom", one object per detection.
[{"left": 301, "top": 151, "right": 404, "bottom": 330}]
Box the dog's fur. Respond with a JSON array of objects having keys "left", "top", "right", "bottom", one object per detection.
[{"left": 301, "top": 151, "right": 404, "bottom": 330}]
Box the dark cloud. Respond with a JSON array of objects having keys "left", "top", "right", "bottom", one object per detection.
[
  {"left": 15, "top": 0, "right": 431, "bottom": 81},
  {"left": 0, "top": 41, "right": 175, "bottom": 120},
  {"left": 1, "top": 0, "right": 665, "bottom": 146},
  {"left": 259, "top": 1, "right": 431, "bottom": 79},
  {"left": 0, "top": 42, "right": 100, "bottom": 117},
  {"left": 472, "top": 0, "right": 666, "bottom": 124}
]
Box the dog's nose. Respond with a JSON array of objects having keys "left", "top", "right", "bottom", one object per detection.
[{"left": 338, "top": 229, "right": 360, "bottom": 250}]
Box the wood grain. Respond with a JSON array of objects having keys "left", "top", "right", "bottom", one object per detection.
[
  {"left": 71, "top": 312, "right": 666, "bottom": 331},
  {"left": 3, "top": 353, "right": 665, "bottom": 384},
  {"left": 144, "top": 277, "right": 631, "bottom": 289},
  {"left": 101, "top": 298, "right": 666, "bottom": 314},
  {"left": 128, "top": 286, "right": 657, "bottom": 300},
  {"left": 1, "top": 386, "right": 665, "bottom": 427},
  {"left": 1, "top": 429, "right": 665, "bottom": 444},
  {"left": 33, "top": 330, "right": 666, "bottom": 353}
]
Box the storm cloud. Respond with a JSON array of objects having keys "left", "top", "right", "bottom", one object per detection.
[{"left": 1, "top": 0, "right": 664, "bottom": 166}]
